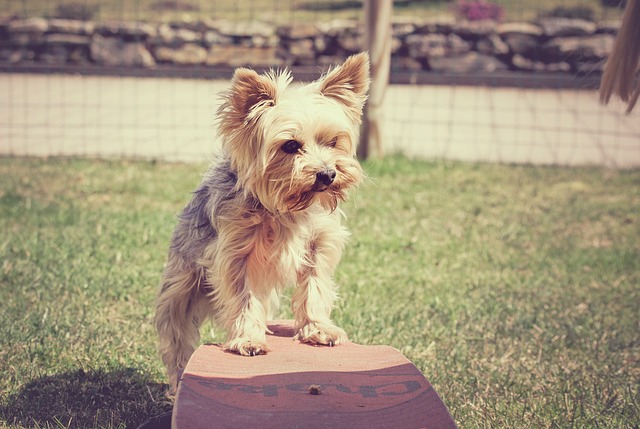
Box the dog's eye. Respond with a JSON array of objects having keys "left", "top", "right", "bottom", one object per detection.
[
  {"left": 328, "top": 137, "right": 338, "bottom": 148},
  {"left": 281, "top": 140, "right": 302, "bottom": 154}
]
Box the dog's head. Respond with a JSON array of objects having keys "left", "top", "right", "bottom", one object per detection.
[{"left": 217, "top": 52, "right": 370, "bottom": 213}]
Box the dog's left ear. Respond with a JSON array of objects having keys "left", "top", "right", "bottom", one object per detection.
[
  {"left": 218, "top": 69, "right": 290, "bottom": 175},
  {"left": 318, "top": 52, "right": 370, "bottom": 123},
  {"left": 221, "top": 68, "right": 281, "bottom": 127}
]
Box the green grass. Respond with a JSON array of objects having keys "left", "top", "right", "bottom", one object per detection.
[
  {"left": 0, "top": 156, "right": 638, "bottom": 428},
  {"left": 0, "top": 0, "right": 623, "bottom": 24}
]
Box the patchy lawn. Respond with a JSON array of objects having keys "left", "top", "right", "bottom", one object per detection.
[{"left": 0, "top": 156, "right": 638, "bottom": 428}]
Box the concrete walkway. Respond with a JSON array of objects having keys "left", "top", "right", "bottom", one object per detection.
[{"left": 1, "top": 73, "right": 638, "bottom": 167}]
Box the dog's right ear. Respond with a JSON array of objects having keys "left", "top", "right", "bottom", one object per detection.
[{"left": 318, "top": 52, "right": 370, "bottom": 124}]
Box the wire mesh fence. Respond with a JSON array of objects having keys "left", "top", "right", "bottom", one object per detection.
[{"left": 0, "top": 0, "right": 638, "bottom": 167}]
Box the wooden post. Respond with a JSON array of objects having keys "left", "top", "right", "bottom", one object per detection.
[{"left": 360, "top": 0, "right": 392, "bottom": 159}]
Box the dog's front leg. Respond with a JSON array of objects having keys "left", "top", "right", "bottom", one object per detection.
[
  {"left": 292, "top": 239, "right": 348, "bottom": 346},
  {"left": 223, "top": 289, "right": 269, "bottom": 356},
  {"left": 210, "top": 229, "right": 269, "bottom": 356}
]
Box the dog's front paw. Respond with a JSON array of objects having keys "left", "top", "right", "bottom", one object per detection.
[
  {"left": 295, "top": 321, "right": 348, "bottom": 347},
  {"left": 224, "top": 338, "right": 269, "bottom": 356}
]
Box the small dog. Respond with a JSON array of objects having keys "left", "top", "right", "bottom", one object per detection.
[{"left": 154, "top": 53, "right": 370, "bottom": 391}]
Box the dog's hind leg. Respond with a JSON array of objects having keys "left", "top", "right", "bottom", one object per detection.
[
  {"left": 154, "top": 255, "right": 209, "bottom": 393},
  {"left": 263, "top": 288, "right": 280, "bottom": 321}
]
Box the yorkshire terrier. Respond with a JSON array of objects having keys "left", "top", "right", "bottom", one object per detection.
[{"left": 154, "top": 53, "right": 370, "bottom": 391}]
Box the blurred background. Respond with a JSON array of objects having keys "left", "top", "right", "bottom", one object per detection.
[{"left": 0, "top": 0, "right": 638, "bottom": 166}]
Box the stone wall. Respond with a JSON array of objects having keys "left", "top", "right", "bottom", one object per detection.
[{"left": 0, "top": 16, "right": 619, "bottom": 75}]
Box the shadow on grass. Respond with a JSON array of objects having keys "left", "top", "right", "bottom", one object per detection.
[{"left": 0, "top": 368, "right": 172, "bottom": 428}]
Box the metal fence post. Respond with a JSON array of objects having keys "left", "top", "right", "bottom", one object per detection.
[{"left": 360, "top": 0, "right": 392, "bottom": 159}]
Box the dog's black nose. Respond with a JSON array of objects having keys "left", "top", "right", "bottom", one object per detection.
[{"left": 316, "top": 169, "right": 336, "bottom": 186}]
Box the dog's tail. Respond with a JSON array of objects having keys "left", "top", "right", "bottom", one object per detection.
[
  {"left": 155, "top": 256, "right": 209, "bottom": 393},
  {"left": 600, "top": 0, "right": 640, "bottom": 113}
]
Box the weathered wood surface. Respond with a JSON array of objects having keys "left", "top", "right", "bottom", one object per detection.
[{"left": 173, "top": 320, "right": 457, "bottom": 429}]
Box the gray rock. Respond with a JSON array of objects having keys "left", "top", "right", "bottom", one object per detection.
[
  {"left": 154, "top": 43, "right": 207, "bottom": 65},
  {"left": 392, "top": 19, "right": 416, "bottom": 38},
  {"left": 43, "top": 33, "right": 91, "bottom": 46},
  {"left": 95, "top": 21, "right": 156, "bottom": 39},
  {"left": 48, "top": 19, "right": 94, "bottom": 35},
  {"left": 203, "top": 30, "right": 233, "bottom": 47},
  {"left": 287, "top": 38, "right": 315, "bottom": 60},
  {"left": 9, "top": 32, "right": 43, "bottom": 47},
  {"left": 206, "top": 45, "right": 281, "bottom": 67},
  {"left": 430, "top": 51, "right": 508, "bottom": 73},
  {"left": 596, "top": 20, "right": 620, "bottom": 35},
  {"left": 90, "top": 34, "right": 155, "bottom": 67},
  {"left": 390, "top": 36, "right": 403, "bottom": 55},
  {"left": 171, "top": 26, "right": 201, "bottom": 44},
  {"left": 314, "top": 35, "right": 328, "bottom": 54},
  {"left": 497, "top": 22, "right": 543, "bottom": 37},
  {"left": 168, "top": 19, "right": 213, "bottom": 33},
  {"left": 477, "top": 34, "right": 510, "bottom": 56},
  {"left": 576, "top": 61, "right": 605, "bottom": 74},
  {"left": 502, "top": 33, "right": 539, "bottom": 56},
  {"left": 38, "top": 33, "right": 91, "bottom": 64},
  {"left": 238, "top": 34, "right": 278, "bottom": 49},
  {"left": 202, "top": 21, "right": 279, "bottom": 49},
  {"left": 511, "top": 54, "right": 570, "bottom": 72},
  {"left": 406, "top": 33, "right": 471, "bottom": 59},
  {"left": 319, "top": 19, "right": 359, "bottom": 37},
  {"left": 8, "top": 18, "right": 48, "bottom": 33},
  {"left": 545, "top": 62, "right": 573, "bottom": 73},
  {"left": 538, "top": 18, "right": 597, "bottom": 37},
  {"left": 278, "top": 23, "right": 319, "bottom": 39},
  {"left": 215, "top": 20, "right": 276, "bottom": 39},
  {"left": 318, "top": 20, "right": 362, "bottom": 54},
  {"left": 39, "top": 45, "right": 71, "bottom": 64},
  {"left": 414, "top": 17, "right": 455, "bottom": 34},
  {"left": 154, "top": 24, "right": 200, "bottom": 45},
  {"left": 0, "top": 47, "right": 25, "bottom": 63},
  {"left": 392, "top": 55, "right": 424, "bottom": 71},
  {"left": 453, "top": 20, "right": 498, "bottom": 39},
  {"left": 542, "top": 34, "right": 614, "bottom": 63},
  {"left": 336, "top": 27, "right": 363, "bottom": 54},
  {"left": 316, "top": 55, "right": 349, "bottom": 67}
]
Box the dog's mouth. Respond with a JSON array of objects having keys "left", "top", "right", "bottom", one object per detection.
[
  {"left": 285, "top": 190, "right": 315, "bottom": 212},
  {"left": 312, "top": 183, "right": 331, "bottom": 193},
  {"left": 284, "top": 184, "right": 344, "bottom": 212}
]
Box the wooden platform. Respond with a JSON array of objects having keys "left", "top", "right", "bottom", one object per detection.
[{"left": 173, "top": 321, "right": 457, "bottom": 429}]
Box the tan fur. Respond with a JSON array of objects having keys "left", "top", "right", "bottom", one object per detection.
[
  {"left": 600, "top": 0, "right": 640, "bottom": 113},
  {"left": 154, "top": 53, "right": 370, "bottom": 393}
]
